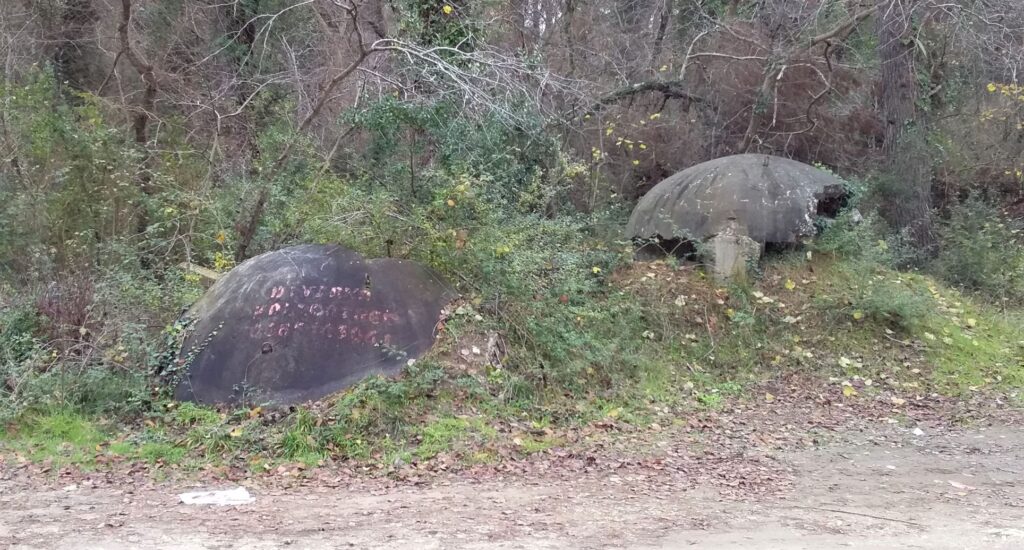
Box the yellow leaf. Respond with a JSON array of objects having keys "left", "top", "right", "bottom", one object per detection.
[
  {"left": 639, "top": 143, "right": 647, "bottom": 150},
  {"left": 784, "top": 279, "right": 796, "bottom": 291},
  {"left": 842, "top": 385, "right": 858, "bottom": 398},
  {"left": 229, "top": 428, "right": 243, "bottom": 438},
  {"left": 852, "top": 310, "right": 864, "bottom": 321},
  {"left": 966, "top": 318, "right": 977, "bottom": 328},
  {"left": 215, "top": 231, "right": 226, "bottom": 244},
  {"left": 764, "top": 392, "right": 775, "bottom": 403},
  {"left": 659, "top": 65, "right": 668, "bottom": 72},
  {"left": 607, "top": 408, "right": 621, "bottom": 418},
  {"left": 632, "top": 159, "right": 640, "bottom": 165},
  {"left": 605, "top": 127, "right": 614, "bottom": 136},
  {"left": 987, "top": 82, "right": 997, "bottom": 92},
  {"left": 248, "top": 407, "right": 262, "bottom": 418},
  {"left": 591, "top": 266, "right": 602, "bottom": 274},
  {"left": 446, "top": 199, "right": 456, "bottom": 207},
  {"left": 649, "top": 113, "right": 661, "bottom": 120},
  {"left": 442, "top": 4, "right": 453, "bottom": 15}
]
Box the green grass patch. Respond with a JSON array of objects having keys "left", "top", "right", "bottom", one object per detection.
[
  {"left": 1, "top": 408, "right": 108, "bottom": 466},
  {"left": 413, "top": 417, "right": 497, "bottom": 461}
]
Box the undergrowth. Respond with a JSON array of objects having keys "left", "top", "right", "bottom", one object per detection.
[{"left": 1, "top": 70, "right": 1022, "bottom": 475}]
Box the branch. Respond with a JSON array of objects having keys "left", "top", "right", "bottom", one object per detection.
[
  {"left": 118, "top": 0, "right": 159, "bottom": 146},
  {"left": 809, "top": 7, "right": 876, "bottom": 47},
  {"left": 585, "top": 80, "right": 705, "bottom": 115}
]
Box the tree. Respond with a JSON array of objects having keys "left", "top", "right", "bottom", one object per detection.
[{"left": 874, "top": 0, "right": 934, "bottom": 250}]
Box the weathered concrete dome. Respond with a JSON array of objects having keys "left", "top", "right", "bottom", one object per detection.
[
  {"left": 173, "top": 244, "right": 455, "bottom": 406},
  {"left": 626, "top": 154, "right": 847, "bottom": 244}
]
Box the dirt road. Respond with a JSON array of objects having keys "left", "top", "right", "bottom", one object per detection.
[{"left": 2, "top": 423, "right": 1022, "bottom": 549}]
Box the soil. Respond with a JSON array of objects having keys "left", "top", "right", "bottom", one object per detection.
[{"left": 3, "top": 414, "right": 1023, "bottom": 549}]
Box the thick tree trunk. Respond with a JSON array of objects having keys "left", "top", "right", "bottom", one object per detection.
[
  {"left": 875, "top": 0, "right": 934, "bottom": 252},
  {"left": 877, "top": 1, "right": 916, "bottom": 158}
]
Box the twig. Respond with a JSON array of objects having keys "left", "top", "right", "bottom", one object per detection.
[
  {"left": 882, "top": 332, "right": 913, "bottom": 346},
  {"left": 788, "top": 505, "right": 923, "bottom": 527}
]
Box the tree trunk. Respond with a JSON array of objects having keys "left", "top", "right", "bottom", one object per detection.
[
  {"left": 54, "top": 0, "right": 99, "bottom": 94},
  {"left": 563, "top": 0, "right": 576, "bottom": 74},
  {"left": 877, "top": 1, "right": 916, "bottom": 158},
  {"left": 118, "top": 0, "right": 159, "bottom": 257},
  {"left": 651, "top": 0, "right": 672, "bottom": 67},
  {"left": 875, "top": 0, "right": 934, "bottom": 252},
  {"left": 226, "top": 0, "right": 263, "bottom": 170}
]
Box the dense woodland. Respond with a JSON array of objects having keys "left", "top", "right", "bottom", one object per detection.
[{"left": 1, "top": 1, "right": 1024, "bottom": 463}]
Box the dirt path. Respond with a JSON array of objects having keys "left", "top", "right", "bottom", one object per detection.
[{"left": 3, "top": 420, "right": 1023, "bottom": 549}]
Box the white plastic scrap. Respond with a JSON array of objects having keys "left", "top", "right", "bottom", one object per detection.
[{"left": 179, "top": 486, "right": 254, "bottom": 506}]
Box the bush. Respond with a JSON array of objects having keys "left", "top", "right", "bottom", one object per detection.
[
  {"left": 850, "top": 274, "right": 935, "bottom": 334},
  {"left": 930, "top": 198, "right": 1024, "bottom": 303}
]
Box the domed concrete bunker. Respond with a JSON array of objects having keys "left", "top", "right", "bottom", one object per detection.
[
  {"left": 626, "top": 154, "right": 848, "bottom": 279},
  {"left": 172, "top": 244, "right": 456, "bottom": 406}
]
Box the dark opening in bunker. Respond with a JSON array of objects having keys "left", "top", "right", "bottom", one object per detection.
[{"left": 815, "top": 184, "right": 849, "bottom": 218}]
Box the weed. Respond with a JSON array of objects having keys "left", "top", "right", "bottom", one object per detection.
[
  {"left": 279, "top": 408, "right": 326, "bottom": 461},
  {"left": 414, "top": 417, "right": 496, "bottom": 461}
]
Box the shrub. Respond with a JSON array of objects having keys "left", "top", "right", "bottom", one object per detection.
[
  {"left": 850, "top": 274, "right": 935, "bottom": 334},
  {"left": 930, "top": 198, "right": 1024, "bottom": 303}
]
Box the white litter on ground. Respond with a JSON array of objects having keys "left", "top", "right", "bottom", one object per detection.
[{"left": 179, "top": 487, "right": 254, "bottom": 506}]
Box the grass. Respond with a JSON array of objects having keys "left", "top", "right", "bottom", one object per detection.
[
  {"left": 1, "top": 408, "right": 108, "bottom": 466},
  {"left": 518, "top": 434, "right": 565, "bottom": 454},
  {"left": 3, "top": 255, "right": 1022, "bottom": 474},
  {"left": 413, "top": 417, "right": 497, "bottom": 461}
]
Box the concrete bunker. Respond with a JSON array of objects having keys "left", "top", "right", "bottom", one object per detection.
[
  {"left": 171, "top": 244, "right": 455, "bottom": 406},
  {"left": 626, "top": 154, "right": 848, "bottom": 280}
]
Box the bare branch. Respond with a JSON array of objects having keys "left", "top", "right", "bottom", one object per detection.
[
  {"left": 584, "top": 80, "right": 705, "bottom": 116},
  {"left": 809, "top": 7, "right": 876, "bottom": 47}
]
